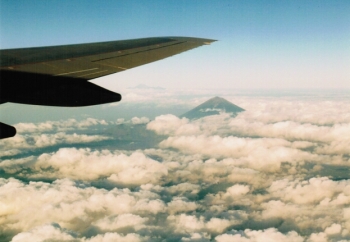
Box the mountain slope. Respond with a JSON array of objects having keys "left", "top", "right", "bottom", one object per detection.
[{"left": 180, "top": 96, "right": 245, "bottom": 119}]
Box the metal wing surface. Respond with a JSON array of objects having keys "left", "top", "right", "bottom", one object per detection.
[{"left": 0, "top": 37, "right": 215, "bottom": 80}]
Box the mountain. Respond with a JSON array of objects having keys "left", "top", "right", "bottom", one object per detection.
[{"left": 180, "top": 96, "right": 245, "bottom": 119}]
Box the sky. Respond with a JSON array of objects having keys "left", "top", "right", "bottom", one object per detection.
[
  {"left": 1, "top": 1, "right": 350, "bottom": 241},
  {"left": 1, "top": 0, "right": 349, "bottom": 89}
]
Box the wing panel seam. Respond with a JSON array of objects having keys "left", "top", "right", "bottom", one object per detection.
[{"left": 54, "top": 68, "right": 100, "bottom": 76}]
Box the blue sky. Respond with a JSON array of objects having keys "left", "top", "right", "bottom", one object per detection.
[{"left": 1, "top": 0, "right": 349, "bottom": 89}]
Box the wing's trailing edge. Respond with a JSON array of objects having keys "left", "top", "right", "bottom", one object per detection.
[{"left": 0, "top": 36, "right": 216, "bottom": 139}]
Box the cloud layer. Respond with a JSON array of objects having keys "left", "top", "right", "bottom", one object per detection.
[{"left": 1, "top": 95, "right": 350, "bottom": 241}]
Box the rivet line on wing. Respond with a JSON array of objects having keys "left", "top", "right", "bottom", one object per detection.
[{"left": 55, "top": 68, "right": 99, "bottom": 76}]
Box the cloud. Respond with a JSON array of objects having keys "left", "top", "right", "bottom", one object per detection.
[
  {"left": 0, "top": 178, "right": 163, "bottom": 239},
  {"left": 228, "top": 98, "right": 350, "bottom": 125},
  {"left": 307, "top": 223, "right": 349, "bottom": 242},
  {"left": 0, "top": 118, "right": 115, "bottom": 157},
  {"left": 0, "top": 133, "right": 110, "bottom": 156},
  {"left": 229, "top": 120, "right": 350, "bottom": 143},
  {"left": 167, "top": 197, "right": 198, "bottom": 214},
  {"left": 131, "top": 117, "right": 150, "bottom": 125},
  {"left": 181, "top": 232, "right": 211, "bottom": 241},
  {"left": 159, "top": 135, "right": 319, "bottom": 171},
  {"left": 11, "top": 223, "right": 77, "bottom": 242},
  {"left": 325, "top": 223, "right": 342, "bottom": 235},
  {"left": 85, "top": 233, "right": 147, "bottom": 242},
  {"left": 268, "top": 177, "right": 350, "bottom": 205},
  {"left": 147, "top": 114, "right": 200, "bottom": 136},
  {"left": 93, "top": 213, "right": 148, "bottom": 232},
  {"left": 1, "top": 95, "right": 350, "bottom": 241},
  {"left": 215, "top": 228, "right": 304, "bottom": 242},
  {"left": 167, "top": 214, "right": 240, "bottom": 234},
  {"left": 225, "top": 184, "right": 250, "bottom": 197},
  {"left": 0, "top": 148, "right": 168, "bottom": 186},
  {"left": 11, "top": 223, "right": 148, "bottom": 242},
  {"left": 15, "top": 118, "right": 109, "bottom": 134},
  {"left": 33, "top": 133, "right": 110, "bottom": 147}
]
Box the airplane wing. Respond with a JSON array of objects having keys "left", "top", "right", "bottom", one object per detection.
[
  {"left": 0, "top": 36, "right": 215, "bottom": 138},
  {"left": 1, "top": 37, "right": 214, "bottom": 80}
]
